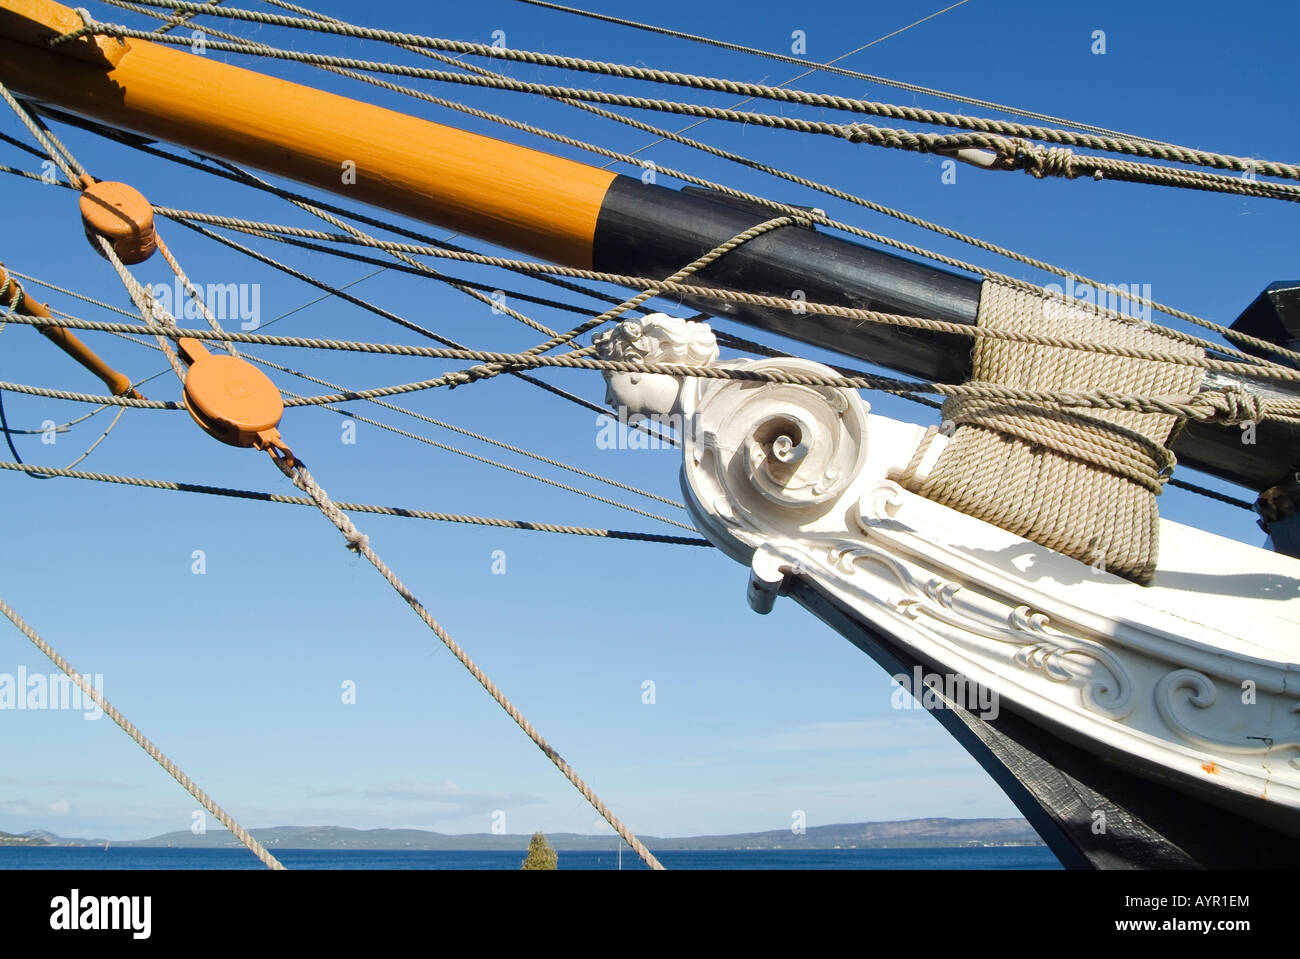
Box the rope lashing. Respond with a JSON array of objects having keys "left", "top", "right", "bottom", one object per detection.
[
  {"left": 1195, "top": 386, "right": 1267, "bottom": 425},
  {"left": 940, "top": 400, "right": 1178, "bottom": 496},
  {"left": 905, "top": 279, "right": 1208, "bottom": 584},
  {"left": 999, "top": 140, "right": 1086, "bottom": 180}
]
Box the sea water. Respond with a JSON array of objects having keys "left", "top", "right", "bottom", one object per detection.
[{"left": 0, "top": 846, "right": 1061, "bottom": 870}]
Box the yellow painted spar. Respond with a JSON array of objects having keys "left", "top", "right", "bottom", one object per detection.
[
  {"left": 0, "top": 264, "right": 138, "bottom": 397},
  {"left": 0, "top": 0, "right": 618, "bottom": 268}
]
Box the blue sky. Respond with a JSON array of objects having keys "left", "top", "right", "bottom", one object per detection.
[{"left": 0, "top": 0, "right": 1296, "bottom": 850}]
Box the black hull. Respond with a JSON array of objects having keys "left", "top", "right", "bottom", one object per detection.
[{"left": 789, "top": 579, "right": 1300, "bottom": 869}]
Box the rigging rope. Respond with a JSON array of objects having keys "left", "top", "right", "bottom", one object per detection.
[
  {"left": 0, "top": 100, "right": 682, "bottom": 441},
  {"left": 36, "top": 300, "right": 690, "bottom": 519},
  {"left": 0, "top": 87, "right": 195, "bottom": 384},
  {"left": 0, "top": 94, "right": 914, "bottom": 521},
  {"left": 0, "top": 460, "right": 709, "bottom": 543},
  {"left": 203, "top": 158, "right": 562, "bottom": 339},
  {"left": 157, "top": 234, "right": 239, "bottom": 354},
  {"left": 280, "top": 389, "right": 696, "bottom": 530},
  {"left": 309, "top": 214, "right": 819, "bottom": 400},
  {"left": 5, "top": 13, "right": 1279, "bottom": 509},
  {"left": 273, "top": 457, "right": 667, "bottom": 867},
  {"left": 151, "top": 208, "right": 1291, "bottom": 371},
  {"left": 5, "top": 315, "right": 1292, "bottom": 427},
  {"left": 507, "top": 0, "right": 1175, "bottom": 146},
  {"left": 0, "top": 7, "right": 1268, "bottom": 579},
  {"left": 0, "top": 596, "right": 286, "bottom": 870},
  {"left": 56, "top": 17, "right": 1300, "bottom": 201},
  {"left": 163, "top": 204, "right": 683, "bottom": 446},
  {"left": 75, "top": 1, "right": 1300, "bottom": 182},
  {"left": 170, "top": 50, "right": 1298, "bottom": 363},
  {"left": 1168, "top": 479, "right": 1253, "bottom": 511},
  {"left": 17, "top": 111, "right": 659, "bottom": 330},
  {"left": 168, "top": 217, "right": 683, "bottom": 444},
  {"left": 14, "top": 54, "right": 1288, "bottom": 367},
  {"left": 0, "top": 1, "right": 1271, "bottom": 870},
  {"left": 100, "top": 219, "right": 1300, "bottom": 381},
  {"left": 42, "top": 19, "right": 1261, "bottom": 364},
  {"left": 0, "top": 387, "right": 51, "bottom": 478},
  {"left": 0, "top": 274, "right": 146, "bottom": 475},
  {"left": 146, "top": 50, "right": 1300, "bottom": 363},
  {"left": 200, "top": 235, "right": 940, "bottom": 413},
  {"left": 2, "top": 97, "right": 671, "bottom": 870},
  {"left": 121, "top": 210, "right": 691, "bottom": 525},
  {"left": 0, "top": 396, "right": 126, "bottom": 476},
  {"left": 240, "top": 352, "right": 687, "bottom": 509},
  {"left": 1, "top": 121, "right": 944, "bottom": 418},
  {"left": 149, "top": 0, "right": 223, "bottom": 34},
  {"left": 225, "top": 3, "right": 1211, "bottom": 349}
]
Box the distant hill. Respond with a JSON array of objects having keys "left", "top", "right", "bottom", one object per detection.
[
  {"left": 0, "top": 830, "right": 48, "bottom": 846},
  {"left": 16, "top": 818, "right": 1042, "bottom": 851},
  {"left": 651, "top": 818, "right": 1042, "bottom": 850}
]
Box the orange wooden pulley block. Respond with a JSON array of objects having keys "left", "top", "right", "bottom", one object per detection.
[
  {"left": 178, "top": 338, "right": 293, "bottom": 460},
  {"left": 78, "top": 176, "right": 157, "bottom": 264}
]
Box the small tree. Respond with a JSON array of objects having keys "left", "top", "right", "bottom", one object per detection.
[{"left": 521, "top": 831, "right": 558, "bottom": 870}]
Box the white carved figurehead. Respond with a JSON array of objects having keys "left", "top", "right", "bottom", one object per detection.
[{"left": 592, "top": 313, "right": 719, "bottom": 418}]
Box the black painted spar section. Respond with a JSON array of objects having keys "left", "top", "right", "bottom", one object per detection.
[
  {"left": 591, "top": 176, "right": 1300, "bottom": 492},
  {"left": 593, "top": 177, "right": 980, "bottom": 383}
]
